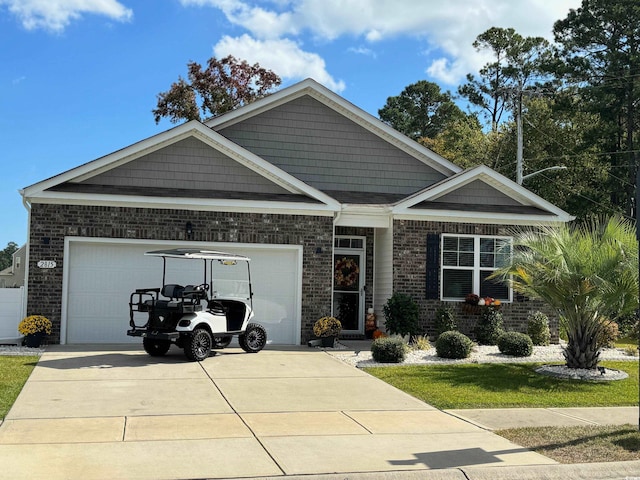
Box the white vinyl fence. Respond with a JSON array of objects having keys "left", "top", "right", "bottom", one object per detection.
[{"left": 0, "top": 287, "right": 25, "bottom": 342}]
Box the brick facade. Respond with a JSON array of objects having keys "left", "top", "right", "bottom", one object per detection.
[
  {"left": 393, "top": 219, "right": 559, "bottom": 342},
  {"left": 27, "top": 204, "right": 560, "bottom": 346},
  {"left": 27, "top": 204, "right": 334, "bottom": 344}
]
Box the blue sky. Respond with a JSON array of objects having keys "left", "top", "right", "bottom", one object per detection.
[{"left": 0, "top": 0, "right": 581, "bottom": 249}]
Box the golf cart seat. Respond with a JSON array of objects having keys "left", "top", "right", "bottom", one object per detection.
[
  {"left": 162, "top": 284, "right": 184, "bottom": 299},
  {"left": 207, "top": 299, "right": 227, "bottom": 315},
  {"left": 154, "top": 284, "right": 184, "bottom": 309},
  {"left": 183, "top": 284, "right": 208, "bottom": 302}
]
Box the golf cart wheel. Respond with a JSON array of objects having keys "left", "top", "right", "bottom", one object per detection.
[
  {"left": 239, "top": 323, "right": 267, "bottom": 353},
  {"left": 213, "top": 336, "right": 232, "bottom": 349},
  {"left": 143, "top": 338, "right": 171, "bottom": 357},
  {"left": 184, "top": 328, "right": 212, "bottom": 362}
]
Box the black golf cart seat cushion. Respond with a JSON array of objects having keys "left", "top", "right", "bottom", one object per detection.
[
  {"left": 161, "top": 284, "right": 184, "bottom": 299},
  {"left": 183, "top": 285, "right": 208, "bottom": 301},
  {"left": 207, "top": 300, "right": 226, "bottom": 315}
]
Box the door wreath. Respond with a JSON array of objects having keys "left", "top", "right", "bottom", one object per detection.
[{"left": 334, "top": 257, "right": 359, "bottom": 288}]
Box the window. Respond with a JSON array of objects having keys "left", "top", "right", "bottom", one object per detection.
[{"left": 441, "top": 234, "right": 512, "bottom": 301}]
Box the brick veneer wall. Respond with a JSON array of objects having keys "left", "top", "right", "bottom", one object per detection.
[
  {"left": 27, "top": 204, "right": 334, "bottom": 344},
  {"left": 393, "top": 219, "right": 559, "bottom": 343}
]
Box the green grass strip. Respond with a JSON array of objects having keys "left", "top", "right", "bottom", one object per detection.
[
  {"left": 0, "top": 356, "right": 39, "bottom": 419},
  {"left": 364, "top": 360, "right": 639, "bottom": 409}
]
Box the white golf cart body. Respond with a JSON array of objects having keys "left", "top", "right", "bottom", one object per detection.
[{"left": 127, "top": 248, "right": 267, "bottom": 361}]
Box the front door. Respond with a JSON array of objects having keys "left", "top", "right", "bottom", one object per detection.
[{"left": 332, "top": 237, "right": 365, "bottom": 334}]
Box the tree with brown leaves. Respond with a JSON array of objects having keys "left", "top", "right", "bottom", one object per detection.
[{"left": 153, "top": 55, "right": 281, "bottom": 124}]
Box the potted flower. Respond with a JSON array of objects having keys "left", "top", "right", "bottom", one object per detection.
[
  {"left": 313, "top": 316, "right": 342, "bottom": 347},
  {"left": 18, "top": 315, "right": 52, "bottom": 348},
  {"left": 464, "top": 293, "right": 480, "bottom": 306}
]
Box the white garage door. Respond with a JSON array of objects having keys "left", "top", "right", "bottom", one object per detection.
[{"left": 64, "top": 240, "right": 301, "bottom": 345}]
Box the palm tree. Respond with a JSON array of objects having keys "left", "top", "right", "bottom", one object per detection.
[{"left": 492, "top": 216, "right": 638, "bottom": 369}]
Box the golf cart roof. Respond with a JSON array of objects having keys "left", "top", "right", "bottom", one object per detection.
[{"left": 145, "top": 248, "right": 250, "bottom": 262}]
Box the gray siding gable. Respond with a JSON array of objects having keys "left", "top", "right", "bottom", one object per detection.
[
  {"left": 77, "top": 137, "right": 290, "bottom": 195},
  {"left": 433, "top": 179, "right": 521, "bottom": 206},
  {"left": 218, "top": 95, "right": 447, "bottom": 195}
]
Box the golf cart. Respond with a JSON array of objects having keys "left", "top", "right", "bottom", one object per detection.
[{"left": 127, "top": 248, "right": 267, "bottom": 361}]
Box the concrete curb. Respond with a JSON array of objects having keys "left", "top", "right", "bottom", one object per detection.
[{"left": 243, "top": 460, "right": 640, "bottom": 480}]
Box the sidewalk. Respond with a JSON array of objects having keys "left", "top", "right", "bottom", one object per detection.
[
  {"left": 446, "top": 406, "right": 639, "bottom": 430},
  {"left": 333, "top": 339, "right": 640, "bottom": 431}
]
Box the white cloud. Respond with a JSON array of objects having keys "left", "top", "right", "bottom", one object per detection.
[
  {"left": 426, "top": 58, "right": 465, "bottom": 86},
  {"left": 348, "top": 46, "right": 376, "bottom": 58},
  {"left": 0, "top": 0, "right": 133, "bottom": 32},
  {"left": 183, "top": 0, "right": 582, "bottom": 85},
  {"left": 214, "top": 34, "right": 346, "bottom": 93}
]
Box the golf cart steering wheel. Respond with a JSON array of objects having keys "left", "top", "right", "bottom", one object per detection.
[{"left": 197, "top": 283, "right": 210, "bottom": 292}]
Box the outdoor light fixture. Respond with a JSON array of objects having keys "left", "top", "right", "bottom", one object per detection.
[{"left": 185, "top": 222, "right": 193, "bottom": 239}]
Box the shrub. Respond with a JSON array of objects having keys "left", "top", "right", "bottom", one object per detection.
[
  {"left": 371, "top": 336, "right": 408, "bottom": 363},
  {"left": 474, "top": 307, "right": 505, "bottom": 345},
  {"left": 497, "top": 331, "right": 533, "bottom": 357},
  {"left": 527, "top": 311, "right": 551, "bottom": 346},
  {"left": 434, "top": 306, "right": 456, "bottom": 338},
  {"left": 616, "top": 313, "right": 638, "bottom": 338},
  {"left": 596, "top": 319, "right": 619, "bottom": 348},
  {"left": 435, "top": 331, "right": 473, "bottom": 359},
  {"left": 382, "top": 293, "right": 420, "bottom": 337}
]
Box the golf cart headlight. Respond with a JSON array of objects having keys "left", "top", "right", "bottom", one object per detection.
[{"left": 179, "top": 319, "right": 192, "bottom": 327}]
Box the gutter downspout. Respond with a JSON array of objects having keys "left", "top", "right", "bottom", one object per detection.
[
  {"left": 20, "top": 191, "right": 31, "bottom": 321},
  {"left": 331, "top": 209, "right": 342, "bottom": 319}
]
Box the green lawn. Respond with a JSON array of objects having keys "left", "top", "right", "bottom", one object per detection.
[
  {"left": 364, "top": 360, "right": 639, "bottom": 409},
  {"left": 616, "top": 335, "right": 639, "bottom": 350},
  {"left": 0, "top": 356, "right": 38, "bottom": 419}
]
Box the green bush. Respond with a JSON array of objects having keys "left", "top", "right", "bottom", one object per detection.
[
  {"left": 371, "top": 336, "right": 408, "bottom": 363},
  {"left": 597, "top": 319, "right": 619, "bottom": 348},
  {"left": 434, "top": 306, "right": 456, "bottom": 338},
  {"left": 615, "top": 313, "right": 638, "bottom": 337},
  {"left": 497, "top": 331, "right": 533, "bottom": 357},
  {"left": 527, "top": 311, "right": 551, "bottom": 346},
  {"left": 474, "top": 307, "right": 505, "bottom": 345},
  {"left": 382, "top": 293, "right": 420, "bottom": 337},
  {"left": 435, "top": 331, "right": 473, "bottom": 359}
]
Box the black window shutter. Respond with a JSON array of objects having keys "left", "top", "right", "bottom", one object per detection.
[{"left": 425, "top": 233, "right": 440, "bottom": 299}]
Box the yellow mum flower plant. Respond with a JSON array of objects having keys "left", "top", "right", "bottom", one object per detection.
[
  {"left": 18, "top": 315, "right": 52, "bottom": 336},
  {"left": 313, "top": 316, "right": 342, "bottom": 338}
]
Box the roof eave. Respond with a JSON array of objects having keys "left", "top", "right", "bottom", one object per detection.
[
  {"left": 393, "top": 207, "right": 574, "bottom": 225},
  {"left": 25, "top": 191, "right": 338, "bottom": 216}
]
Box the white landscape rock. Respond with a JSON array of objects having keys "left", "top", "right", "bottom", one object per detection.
[{"left": 330, "top": 342, "right": 638, "bottom": 372}]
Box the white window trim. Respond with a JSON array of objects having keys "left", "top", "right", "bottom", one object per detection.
[{"left": 440, "top": 234, "right": 513, "bottom": 302}]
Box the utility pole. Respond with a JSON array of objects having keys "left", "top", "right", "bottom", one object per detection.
[
  {"left": 636, "top": 165, "right": 640, "bottom": 431},
  {"left": 516, "top": 88, "right": 524, "bottom": 185}
]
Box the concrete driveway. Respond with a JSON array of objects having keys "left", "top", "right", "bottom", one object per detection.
[{"left": 0, "top": 345, "right": 554, "bottom": 479}]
